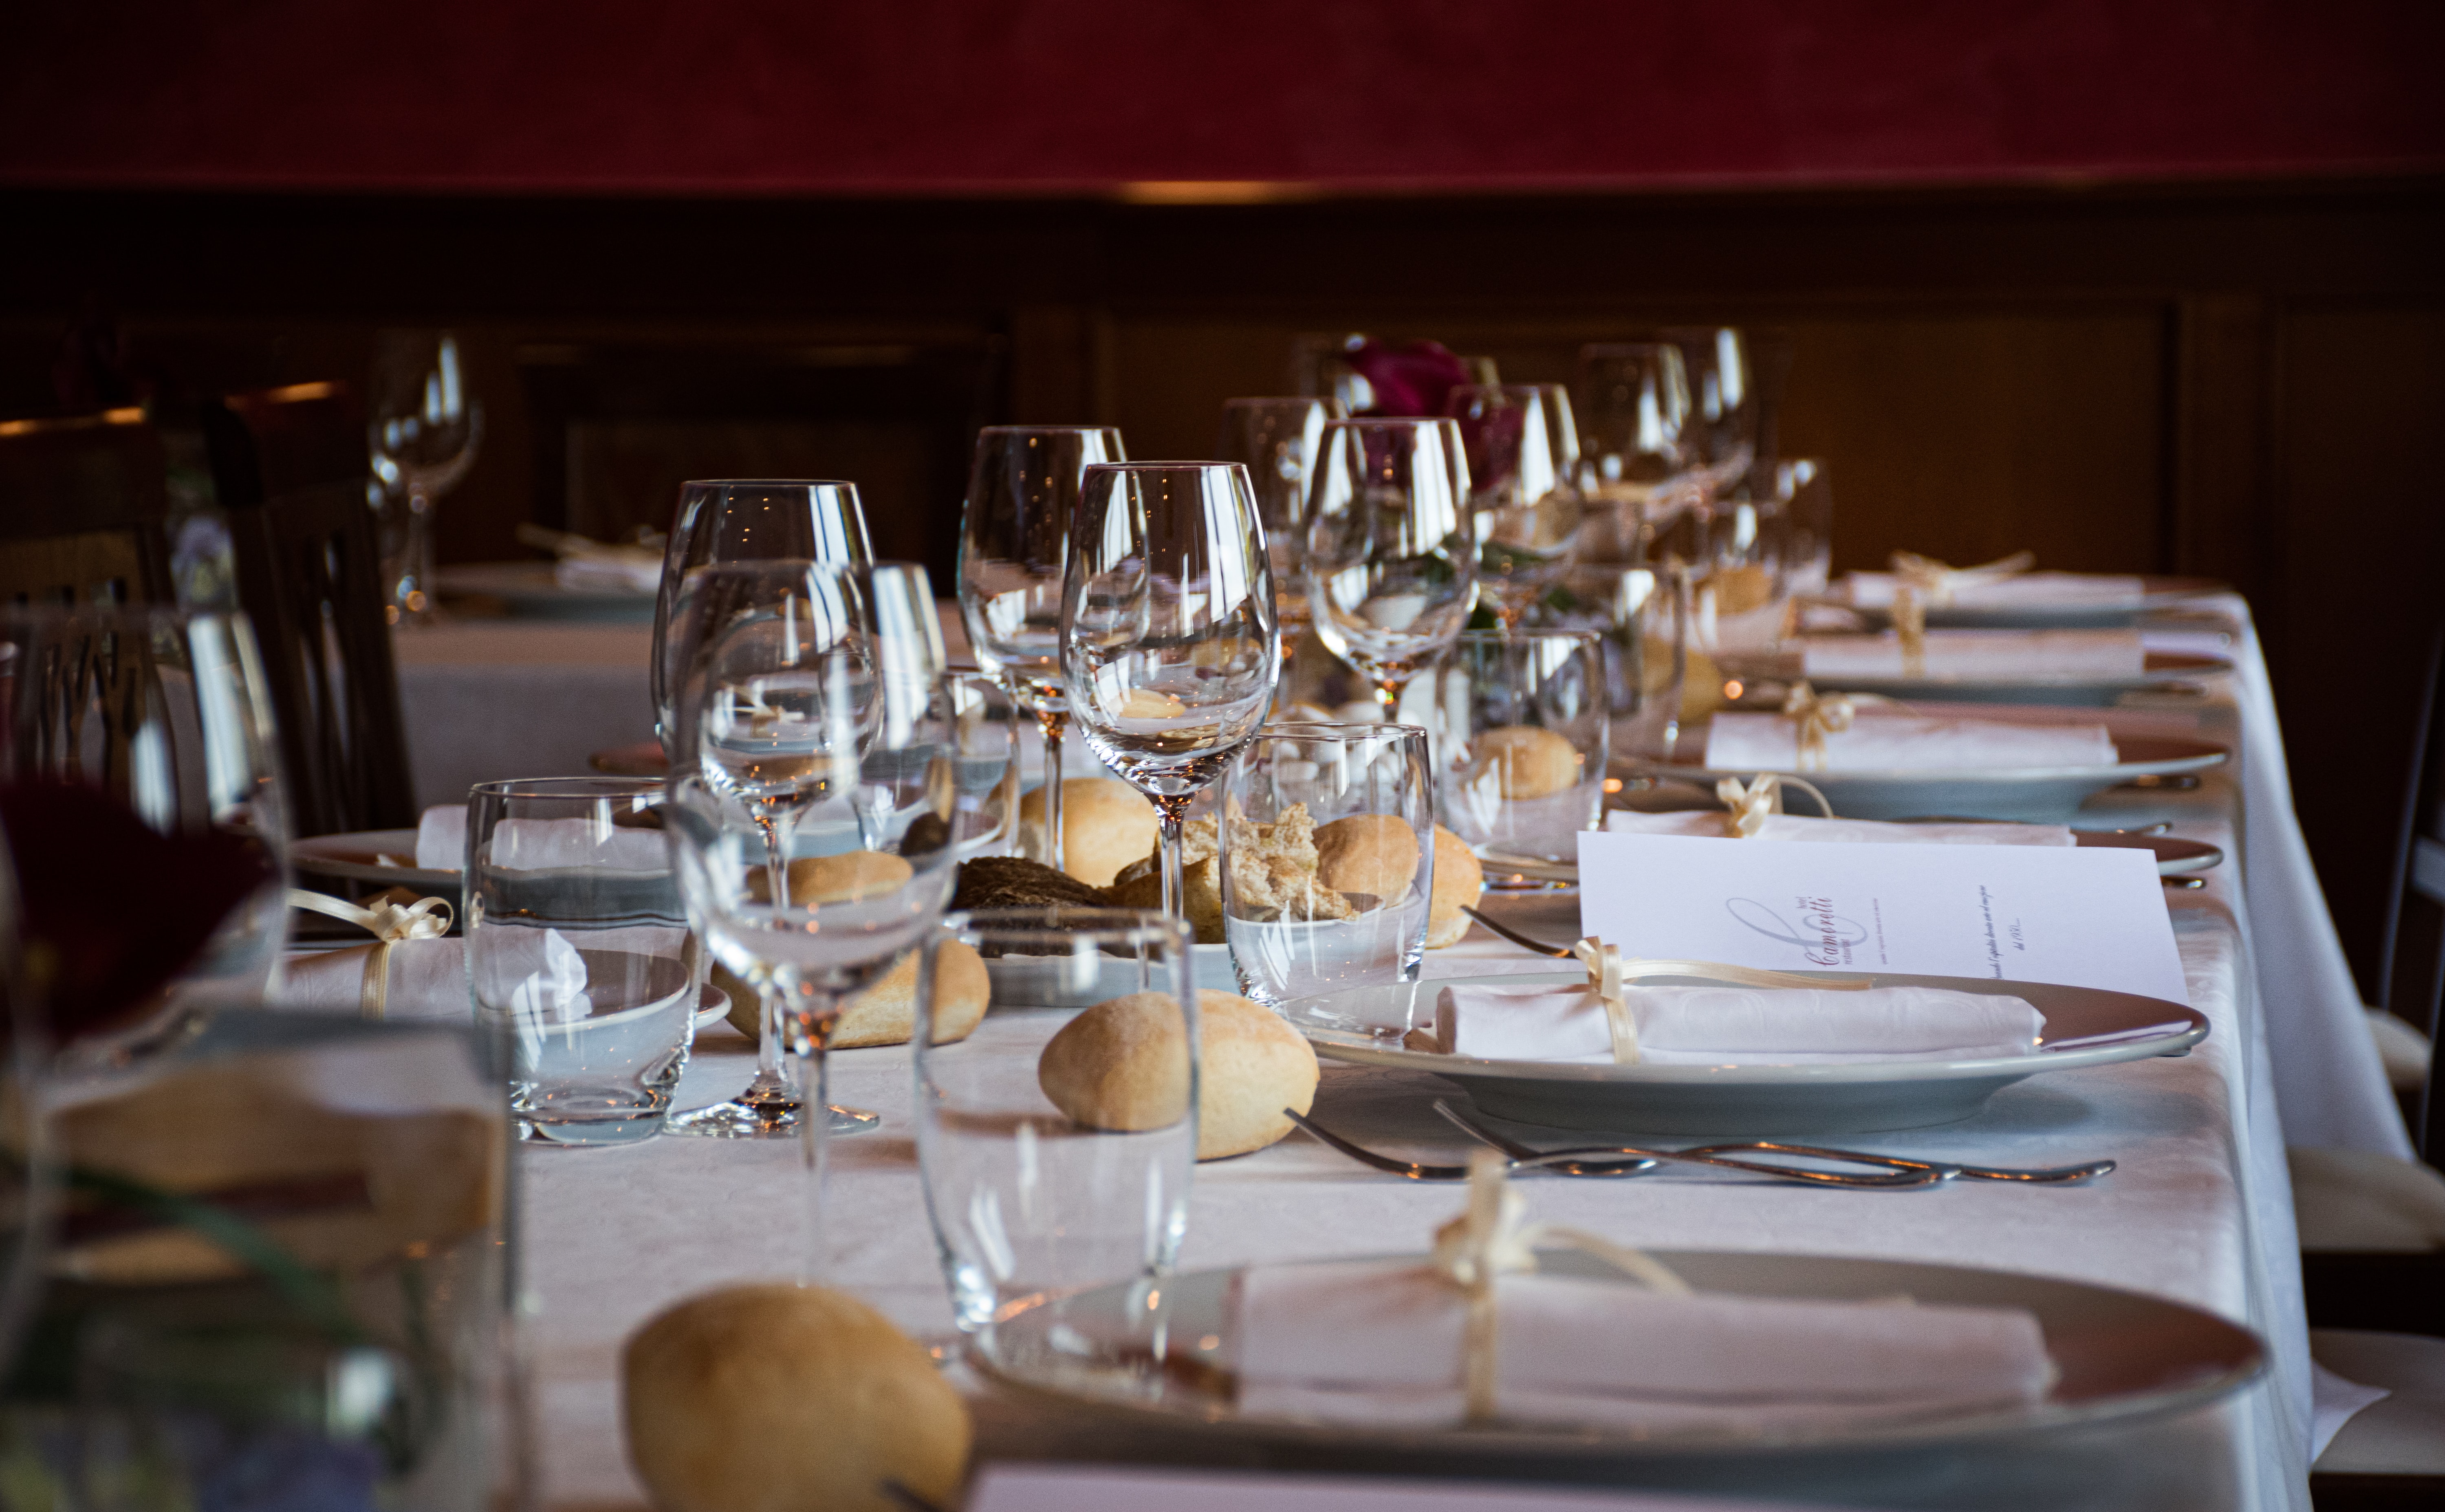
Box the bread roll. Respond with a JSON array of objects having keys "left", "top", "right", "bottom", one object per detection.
[
  {"left": 1425, "top": 823, "right": 1484, "bottom": 947},
  {"left": 1473, "top": 725, "right": 1583, "bottom": 800},
  {"left": 623, "top": 1284, "right": 969, "bottom": 1512},
  {"left": 1018, "top": 777, "right": 1159, "bottom": 887},
  {"left": 1037, "top": 988, "right": 1318, "bottom": 1160},
  {"left": 718, "top": 940, "right": 990, "bottom": 1048},
  {"left": 1312, "top": 814, "right": 1422, "bottom": 903},
  {"left": 745, "top": 850, "right": 913, "bottom": 905},
  {"left": 1680, "top": 647, "right": 1725, "bottom": 723}
]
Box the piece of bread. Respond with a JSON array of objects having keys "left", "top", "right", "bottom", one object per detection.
[
  {"left": 1036, "top": 988, "right": 1318, "bottom": 1160},
  {"left": 1313, "top": 813, "right": 1423, "bottom": 904},
  {"left": 1680, "top": 647, "right": 1725, "bottom": 723},
  {"left": 950, "top": 854, "right": 1108, "bottom": 911},
  {"left": 1425, "top": 823, "right": 1484, "bottom": 947},
  {"left": 1471, "top": 725, "right": 1584, "bottom": 800},
  {"left": 718, "top": 940, "right": 990, "bottom": 1048},
  {"left": 623, "top": 1284, "right": 970, "bottom": 1512},
  {"left": 1017, "top": 777, "right": 1158, "bottom": 887},
  {"left": 745, "top": 850, "right": 913, "bottom": 906},
  {"left": 1218, "top": 806, "right": 1354, "bottom": 924},
  {"left": 1106, "top": 817, "right": 1225, "bottom": 940}
]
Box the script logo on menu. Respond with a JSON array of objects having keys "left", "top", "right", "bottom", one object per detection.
[{"left": 1725, "top": 896, "right": 1874, "bottom": 968}]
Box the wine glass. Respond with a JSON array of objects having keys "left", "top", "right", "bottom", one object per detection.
[
  {"left": 1061, "top": 463, "right": 1279, "bottom": 915},
  {"left": 368, "top": 330, "right": 484, "bottom": 627},
  {"left": 1656, "top": 326, "right": 1758, "bottom": 494},
  {"left": 652, "top": 480, "right": 872, "bottom": 766},
  {"left": 1574, "top": 342, "right": 1699, "bottom": 560},
  {"left": 1215, "top": 398, "right": 1336, "bottom": 658},
  {"left": 664, "top": 560, "right": 947, "bottom": 1139},
  {"left": 1302, "top": 418, "right": 1478, "bottom": 714},
  {"left": 956, "top": 427, "right": 1126, "bottom": 879},
  {"left": 0, "top": 812, "right": 57, "bottom": 1375},
  {"left": 1444, "top": 384, "right": 1584, "bottom": 629}
]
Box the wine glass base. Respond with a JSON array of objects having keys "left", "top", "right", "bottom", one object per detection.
[{"left": 665, "top": 1097, "right": 883, "bottom": 1138}]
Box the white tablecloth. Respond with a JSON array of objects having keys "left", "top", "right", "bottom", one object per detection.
[{"left": 391, "top": 623, "right": 659, "bottom": 810}]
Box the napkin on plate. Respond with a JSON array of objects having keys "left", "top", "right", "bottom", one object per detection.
[
  {"left": 1842, "top": 571, "right": 2145, "bottom": 611},
  {"left": 1430, "top": 981, "right": 2044, "bottom": 1065},
  {"left": 1603, "top": 810, "right": 2074, "bottom": 847},
  {"left": 412, "top": 804, "right": 669, "bottom": 872},
  {"left": 1799, "top": 629, "right": 2144, "bottom": 681},
  {"left": 1233, "top": 1259, "right": 2054, "bottom": 1431},
  {"left": 274, "top": 923, "right": 689, "bottom": 1021},
  {"left": 1703, "top": 712, "right": 2117, "bottom": 772}
]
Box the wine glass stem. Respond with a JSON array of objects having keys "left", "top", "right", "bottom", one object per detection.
[
  {"left": 1033, "top": 706, "right": 1066, "bottom": 874},
  {"left": 784, "top": 992, "right": 839, "bottom": 1284},
  {"left": 748, "top": 813, "right": 794, "bottom": 1097},
  {"left": 1150, "top": 792, "right": 1195, "bottom": 918}
]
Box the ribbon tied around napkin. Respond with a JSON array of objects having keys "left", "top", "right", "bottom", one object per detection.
[
  {"left": 1777, "top": 681, "right": 1855, "bottom": 772},
  {"left": 287, "top": 889, "right": 454, "bottom": 1020},
  {"left": 1564, "top": 937, "right": 1871, "bottom": 1066},
  {"left": 1889, "top": 549, "right": 2036, "bottom": 607},
  {"left": 1431, "top": 1152, "right": 1691, "bottom": 1424},
  {"left": 1712, "top": 772, "right": 1837, "bottom": 836}
]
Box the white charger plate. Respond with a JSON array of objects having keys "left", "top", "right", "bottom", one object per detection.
[
  {"left": 1622, "top": 735, "right": 2229, "bottom": 823},
  {"left": 1843, "top": 575, "right": 2226, "bottom": 630},
  {"left": 291, "top": 828, "right": 451, "bottom": 889},
  {"left": 971, "top": 1247, "right": 2260, "bottom": 1463},
  {"left": 1282, "top": 968, "right": 2205, "bottom": 1134},
  {"left": 1723, "top": 651, "right": 2232, "bottom": 709}
]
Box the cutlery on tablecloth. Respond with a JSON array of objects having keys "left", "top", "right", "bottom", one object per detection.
[
  {"left": 1458, "top": 905, "right": 1575, "bottom": 957},
  {"left": 1286, "top": 1109, "right": 1939, "bottom": 1188}
]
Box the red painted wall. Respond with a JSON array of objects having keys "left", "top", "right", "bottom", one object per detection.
[{"left": 4, "top": 0, "right": 2439, "bottom": 194}]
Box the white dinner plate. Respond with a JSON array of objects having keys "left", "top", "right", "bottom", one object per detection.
[
  {"left": 971, "top": 1248, "right": 2261, "bottom": 1463},
  {"left": 1621, "top": 735, "right": 2229, "bottom": 823},
  {"left": 1487, "top": 829, "right": 2221, "bottom": 882},
  {"left": 1842, "top": 575, "right": 2226, "bottom": 630},
  {"left": 1721, "top": 650, "right": 2231, "bottom": 708},
  {"left": 430, "top": 561, "right": 658, "bottom": 622},
  {"left": 1282, "top": 968, "right": 2205, "bottom": 1134},
  {"left": 291, "top": 828, "right": 453, "bottom": 890}
]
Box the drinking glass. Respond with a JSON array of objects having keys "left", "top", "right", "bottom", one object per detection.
[
  {"left": 1657, "top": 326, "right": 1758, "bottom": 494},
  {"left": 1444, "top": 383, "right": 1584, "bottom": 629},
  {"left": 1303, "top": 418, "right": 1478, "bottom": 712},
  {"left": 368, "top": 330, "right": 483, "bottom": 627},
  {"left": 465, "top": 777, "right": 696, "bottom": 1147},
  {"left": 0, "top": 605, "right": 289, "bottom": 1060},
  {"left": 1767, "top": 457, "right": 1835, "bottom": 597},
  {"left": 914, "top": 908, "right": 1196, "bottom": 1345},
  {"left": 957, "top": 427, "right": 1127, "bottom": 878},
  {"left": 1574, "top": 342, "right": 1699, "bottom": 560},
  {"left": 652, "top": 480, "right": 872, "bottom": 765},
  {"left": 1216, "top": 398, "right": 1336, "bottom": 657},
  {"left": 1062, "top": 463, "right": 1279, "bottom": 916},
  {"left": 1535, "top": 561, "right": 1692, "bottom": 767},
  {"left": 1221, "top": 723, "right": 1433, "bottom": 1006},
  {"left": 1430, "top": 629, "right": 1609, "bottom": 886},
  {"left": 945, "top": 671, "right": 1023, "bottom": 857},
  {"left": 667, "top": 560, "right": 948, "bottom": 1139}
]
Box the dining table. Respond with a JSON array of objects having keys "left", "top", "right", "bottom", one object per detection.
[{"left": 460, "top": 592, "right": 2401, "bottom": 1510}]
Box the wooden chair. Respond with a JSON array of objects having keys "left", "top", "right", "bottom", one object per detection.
[
  {"left": 204, "top": 383, "right": 417, "bottom": 837},
  {"left": 0, "top": 409, "right": 174, "bottom": 606}
]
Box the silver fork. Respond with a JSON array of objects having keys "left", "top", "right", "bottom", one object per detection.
[
  {"left": 1286, "top": 1109, "right": 1935, "bottom": 1188},
  {"left": 1460, "top": 905, "right": 1574, "bottom": 957},
  {"left": 1425, "top": 1103, "right": 1941, "bottom": 1188}
]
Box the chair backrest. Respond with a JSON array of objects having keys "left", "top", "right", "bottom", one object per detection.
[
  {"left": 2384, "top": 625, "right": 2445, "bottom": 1163},
  {"left": 0, "top": 409, "right": 174, "bottom": 606},
  {"left": 207, "top": 383, "right": 417, "bottom": 837}
]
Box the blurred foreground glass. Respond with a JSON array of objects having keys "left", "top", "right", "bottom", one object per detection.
[
  {"left": 0, "top": 820, "right": 54, "bottom": 1376},
  {"left": 1767, "top": 458, "right": 1835, "bottom": 598},
  {"left": 1445, "top": 384, "right": 1583, "bottom": 628},
  {"left": 368, "top": 330, "right": 483, "bottom": 627},
  {"left": 465, "top": 777, "right": 695, "bottom": 1147},
  {"left": 1215, "top": 398, "right": 1335, "bottom": 657},
  {"left": 1303, "top": 418, "right": 1477, "bottom": 712},
  {"left": 651, "top": 480, "right": 871, "bottom": 764},
  {"left": 1062, "top": 463, "right": 1279, "bottom": 917},
  {"left": 958, "top": 427, "right": 1127, "bottom": 878},
  {"left": 0, "top": 606, "right": 289, "bottom": 1061},
  {"left": 1221, "top": 724, "right": 1432, "bottom": 1007},
  {"left": 915, "top": 908, "right": 1196, "bottom": 1340},
  {"left": 1431, "top": 630, "right": 1609, "bottom": 884}
]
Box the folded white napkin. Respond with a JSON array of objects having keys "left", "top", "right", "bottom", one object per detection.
[
  {"left": 1800, "top": 630, "right": 2144, "bottom": 681},
  {"left": 1604, "top": 810, "right": 2074, "bottom": 847},
  {"left": 273, "top": 923, "right": 690, "bottom": 1021},
  {"left": 1842, "top": 571, "right": 2145, "bottom": 611},
  {"left": 1234, "top": 1260, "right": 2054, "bottom": 1431},
  {"left": 1703, "top": 713, "right": 2117, "bottom": 772},
  {"left": 273, "top": 938, "right": 466, "bottom": 1019},
  {"left": 412, "top": 805, "right": 668, "bottom": 872},
  {"left": 554, "top": 555, "right": 661, "bottom": 594},
  {"left": 1432, "top": 982, "right": 2044, "bottom": 1065}
]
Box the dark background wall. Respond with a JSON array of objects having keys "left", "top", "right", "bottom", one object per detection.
[{"left": 4, "top": 2, "right": 2442, "bottom": 1004}]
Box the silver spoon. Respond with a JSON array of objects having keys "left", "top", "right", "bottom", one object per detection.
[
  {"left": 1284, "top": 1109, "right": 1651, "bottom": 1181},
  {"left": 1289, "top": 1109, "right": 1932, "bottom": 1188},
  {"left": 1425, "top": 1103, "right": 1940, "bottom": 1189}
]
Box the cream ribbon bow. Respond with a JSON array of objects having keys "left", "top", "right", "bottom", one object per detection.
[
  {"left": 287, "top": 888, "right": 454, "bottom": 1020},
  {"left": 1889, "top": 549, "right": 2035, "bottom": 607},
  {"left": 1891, "top": 583, "right": 1930, "bottom": 678},
  {"left": 1713, "top": 772, "right": 1836, "bottom": 836},
  {"left": 1778, "top": 680, "right": 1854, "bottom": 773},
  {"left": 1431, "top": 1151, "right": 1691, "bottom": 1424},
  {"left": 1567, "top": 935, "right": 1869, "bottom": 1067}
]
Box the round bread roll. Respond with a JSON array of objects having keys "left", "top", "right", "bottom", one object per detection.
[
  {"left": 1037, "top": 988, "right": 1318, "bottom": 1160},
  {"left": 1474, "top": 725, "right": 1583, "bottom": 800},
  {"left": 1425, "top": 823, "right": 1484, "bottom": 948},
  {"left": 745, "top": 850, "right": 914, "bottom": 905},
  {"left": 623, "top": 1283, "right": 969, "bottom": 1512},
  {"left": 1680, "top": 647, "right": 1726, "bottom": 723},
  {"left": 717, "top": 940, "right": 989, "bottom": 1048},
  {"left": 1018, "top": 777, "right": 1159, "bottom": 887},
  {"left": 1312, "top": 814, "right": 1422, "bottom": 904}
]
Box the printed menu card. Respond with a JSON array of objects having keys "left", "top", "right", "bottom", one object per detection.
[{"left": 1575, "top": 833, "right": 2190, "bottom": 1004}]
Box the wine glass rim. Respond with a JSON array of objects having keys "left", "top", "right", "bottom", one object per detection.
[
  {"left": 676, "top": 478, "right": 861, "bottom": 491},
  {"left": 1319, "top": 416, "right": 1462, "bottom": 431},
  {"left": 1252, "top": 720, "right": 1429, "bottom": 742},
  {"left": 942, "top": 906, "right": 1194, "bottom": 951},
  {"left": 1079, "top": 460, "right": 1250, "bottom": 473},
  {"left": 1453, "top": 627, "right": 1604, "bottom": 647},
  {"left": 468, "top": 776, "right": 665, "bottom": 801},
  {"left": 975, "top": 424, "right": 1123, "bottom": 437}
]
